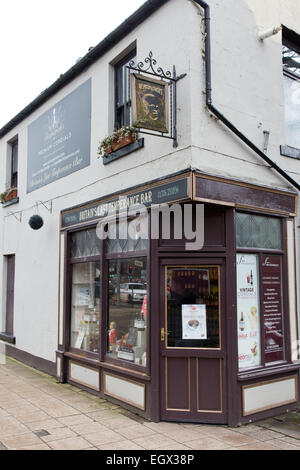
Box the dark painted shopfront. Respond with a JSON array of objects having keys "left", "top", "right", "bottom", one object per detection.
[{"left": 56, "top": 170, "right": 300, "bottom": 426}]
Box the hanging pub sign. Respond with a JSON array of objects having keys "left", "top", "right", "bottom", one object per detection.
[{"left": 131, "top": 75, "right": 169, "bottom": 134}]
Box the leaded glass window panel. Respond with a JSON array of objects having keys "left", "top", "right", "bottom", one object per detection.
[
  {"left": 71, "top": 229, "right": 100, "bottom": 258},
  {"left": 106, "top": 217, "right": 148, "bottom": 254},
  {"left": 236, "top": 213, "right": 281, "bottom": 249}
]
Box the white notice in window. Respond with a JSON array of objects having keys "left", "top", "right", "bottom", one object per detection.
[{"left": 182, "top": 305, "right": 207, "bottom": 340}]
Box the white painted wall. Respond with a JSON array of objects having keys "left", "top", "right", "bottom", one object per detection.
[{"left": 0, "top": 0, "right": 299, "bottom": 362}]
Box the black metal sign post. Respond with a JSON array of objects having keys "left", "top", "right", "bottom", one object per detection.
[{"left": 127, "top": 51, "right": 186, "bottom": 147}]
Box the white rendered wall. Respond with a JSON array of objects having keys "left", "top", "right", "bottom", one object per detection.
[{"left": 0, "top": 0, "right": 300, "bottom": 362}]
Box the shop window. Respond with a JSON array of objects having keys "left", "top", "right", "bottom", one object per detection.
[
  {"left": 114, "top": 51, "right": 136, "bottom": 129},
  {"left": 282, "top": 29, "right": 300, "bottom": 152},
  {"left": 107, "top": 257, "right": 147, "bottom": 366},
  {"left": 70, "top": 261, "right": 101, "bottom": 352},
  {"left": 236, "top": 213, "right": 281, "bottom": 250},
  {"left": 236, "top": 214, "right": 285, "bottom": 371},
  {"left": 69, "top": 229, "right": 101, "bottom": 353}
]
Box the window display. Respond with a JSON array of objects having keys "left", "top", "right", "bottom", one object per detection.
[
  {"left": 107, "top": 257, "right": 147, "bottom": 366},
  {"left": 236, "top": 254, "right": 261, "bottom": 370},
  {"left": 70, "top": 262, "right": 100, "bottom": 352}
]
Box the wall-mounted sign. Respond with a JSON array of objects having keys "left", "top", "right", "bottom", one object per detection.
[
  {"left": 61, "top": 177, "right": 189, "bottom": 228},
  {"left": 236, "top": 254, "right": 261, "bottom": 370},
  {"left": 27, "top": 79, "right": 91, "bottom": 193},
  {"left": 131, "top": 75, "right": 169, "bottom": 133},
  {"left": 261, "top": 255, "right": 284, "bottom": 363}
]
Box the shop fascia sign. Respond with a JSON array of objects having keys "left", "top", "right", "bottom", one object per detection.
[{"left": 61, "top": 177, "right": 189, "bottom": 228}]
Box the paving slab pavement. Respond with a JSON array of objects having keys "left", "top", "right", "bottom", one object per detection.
[{"left": 0, "top": 357, "right": 300, "bottom": 450}]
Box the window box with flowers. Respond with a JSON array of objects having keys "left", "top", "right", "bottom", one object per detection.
[
  {"left": 98, "top": 126, "right": 144, "bottom": 165},
  {"left": 0, "top": 187, "right": 18, "bottom": 205}
]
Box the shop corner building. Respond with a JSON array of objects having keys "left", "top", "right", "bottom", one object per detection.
[{"left": 1, "top": 0, "right": 300, "bottom": 426}]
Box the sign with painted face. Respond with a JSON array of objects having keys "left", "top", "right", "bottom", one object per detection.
[
  {"left": 27, "top": 79, "right": 91, "bottom": 192},
  {"left": 131, "top": 75, "right": 169, "bottom": 133}
]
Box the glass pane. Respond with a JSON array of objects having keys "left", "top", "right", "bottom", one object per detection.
[
  {"left": 107, "top": 257, "right": 147, "bottom": 366},
  {"left": 71, "top": 228, "right": 100, "bottom": 258},
  {"left": 115, "top": 54, "right": 136, "bottom": 128},
  {"left": 283, "top": 45, "right": 300, "bottom": 78},
  {"left": 283, "top": 74, "right": 300, "bottom": 149},
  {"left": 70, "top": 262, "right": 100, "bottom": 352},
  {"left": 236, "top": 213, "right": 281, "bottom": 249},
  {"left": 166, "top": 267, "right": 220, "bottom": 348},
  {"left": 236, "top": 254, "right": 261, "bottom": 370},
  {"left": 261, "top": 255, "right": 284, "bottom": 364},
  {"left": 12, "top": 141, "right": 18, "bottom": 174},
  {"left": 106, "top": 216, "right": 148, "bottom": 254}
]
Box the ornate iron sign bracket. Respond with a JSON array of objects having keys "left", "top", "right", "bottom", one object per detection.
[{"left": 126, "top": 51, "right": 186, "bottom": 147}]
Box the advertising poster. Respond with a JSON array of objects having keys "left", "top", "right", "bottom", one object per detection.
[
  {"left": 182, "top": 304, "right": 207, "bottom": 340},
  {"left": 261, "top": 255, "right": 284, "bottom": 363},
  {"left": 27, "top": 79, "right": 91, "bottom": 192},
  {"left": 236, "top": 254, "right": 261, "bottom": 369}
]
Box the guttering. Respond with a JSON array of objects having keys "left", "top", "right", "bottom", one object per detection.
[
  {"left": 0, "top": 0, "right": 169, "bottom": 139},
  {"left": 193, "top": 0, "right": 300, "bottom": 192}
]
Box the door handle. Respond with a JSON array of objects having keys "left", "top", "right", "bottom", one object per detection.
[{"left": 161, "top": 328, "right": 165, "bottom": 342}]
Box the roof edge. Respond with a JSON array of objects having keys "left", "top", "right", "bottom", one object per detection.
[{"left": 0, "top": 0, "right": 169, "bottom": 138}]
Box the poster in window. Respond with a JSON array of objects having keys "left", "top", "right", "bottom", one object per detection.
[
  {"left": 182, "top": 304, "right": 207, "bottom": 340},
  {"left": 236, "top": 254, "right": 261, "bottom": 369},
  {"left": 131, "top": 75, "right": 169, "bottom": 133},
  {"left": 261, "top": 255, "right": 284, "bottom": 363}
]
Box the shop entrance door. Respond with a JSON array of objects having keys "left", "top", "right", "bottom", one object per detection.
[{"left": 160, "top": 260, "right": 227, "bottom": 423}]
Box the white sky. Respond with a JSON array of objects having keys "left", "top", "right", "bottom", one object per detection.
[{"left": 0, "top": 0, "right": 145, "bottom": 129}]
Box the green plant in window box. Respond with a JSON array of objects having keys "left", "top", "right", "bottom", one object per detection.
[
  {"left": 0, "top": 187, "right": 18, "bottom": 204},
  {"left": 97, "top": 125, "right": 139, "bottom": 158}
]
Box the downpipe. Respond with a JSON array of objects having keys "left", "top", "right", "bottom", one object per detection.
[{"left": 193, "top": 0, "right": 300, "bottom": 192}]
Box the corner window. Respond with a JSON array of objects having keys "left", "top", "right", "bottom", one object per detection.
[
  {"left": 282, "top": 31, "right": 300, "bottom": 149},
  {"left": 236, "top": 213, "right": 285, "bottom": 371},
  {"left": 114, "top": 51, "right": 136, "bottom": 129}
]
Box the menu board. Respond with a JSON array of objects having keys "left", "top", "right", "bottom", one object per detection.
[
  {"left": 236, "top": 254, "right": 261, "bottom": 369},
  {"left": 261, "top": 255, "right": 284, "bottom": 363}
]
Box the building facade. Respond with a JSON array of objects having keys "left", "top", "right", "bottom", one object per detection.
[{"left": 1, "top": 0, "right": 300, "bottom": 426}]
